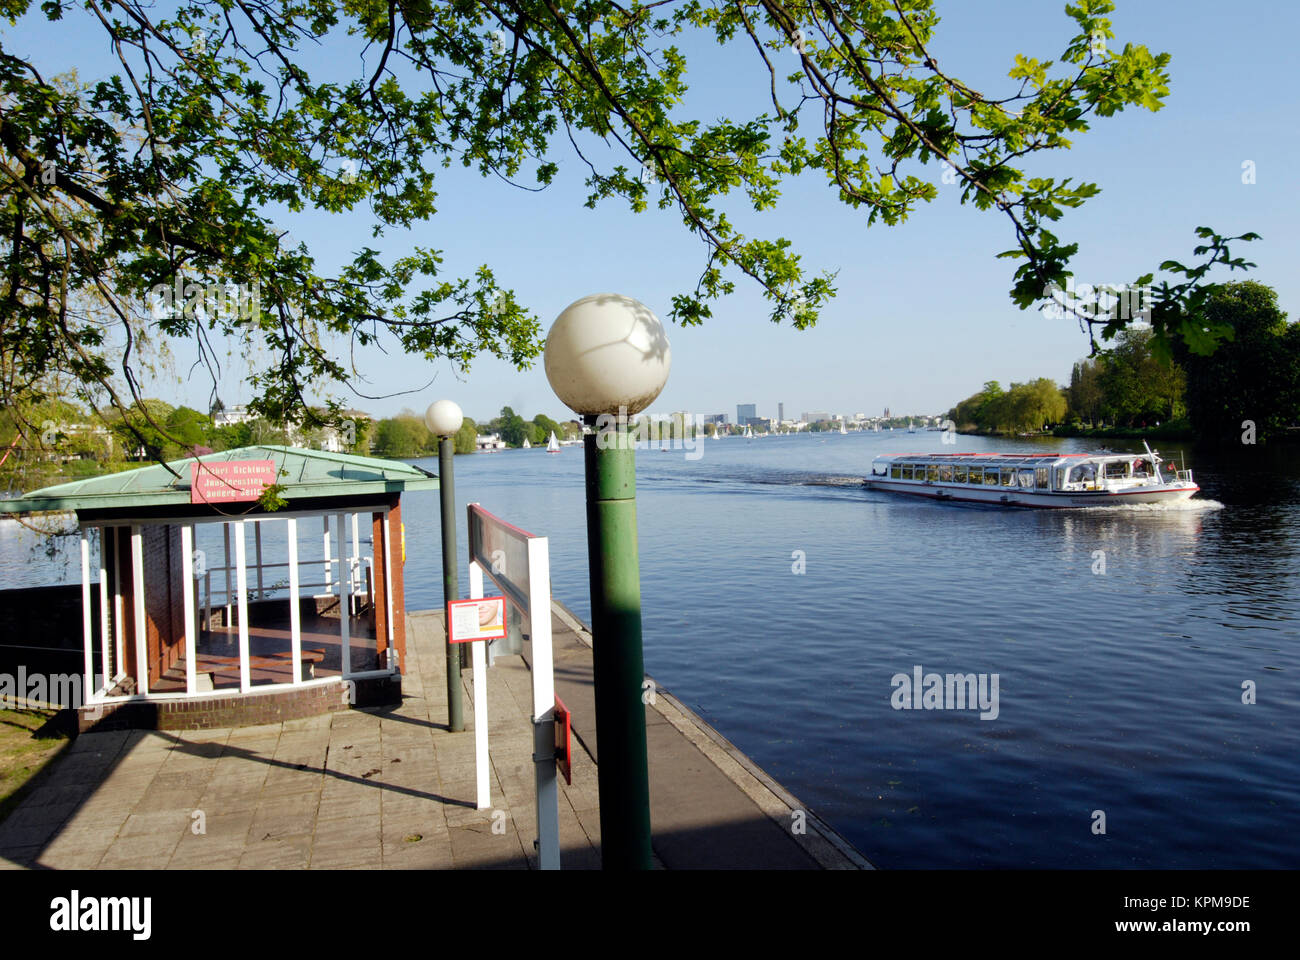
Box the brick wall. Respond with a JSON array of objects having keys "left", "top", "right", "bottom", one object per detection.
[{"left": 76, "top": 674, "right": 402, "bottom": 733}]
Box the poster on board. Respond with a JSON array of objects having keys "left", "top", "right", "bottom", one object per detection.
[{"left": 447, "top": 597, "right": 507, "bottom": 644}]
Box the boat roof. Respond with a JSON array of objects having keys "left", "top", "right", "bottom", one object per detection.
[{"left": 870, "top": 452, "right": 1143, "bottom": 467}]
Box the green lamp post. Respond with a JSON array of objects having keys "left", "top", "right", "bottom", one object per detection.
[
  {"left": 425, "top": 398, "right": 465, "bottom": 733},
  {"left": 544, "top": 293, "right": 671, "bottom": 870}
]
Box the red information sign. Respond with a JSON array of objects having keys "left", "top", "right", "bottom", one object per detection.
[
  {"left": 190, "top": 459, "right": 277, "bottom": 505},
  {"left": 554, "top": 696, "right": 572, "bottom": 785}
]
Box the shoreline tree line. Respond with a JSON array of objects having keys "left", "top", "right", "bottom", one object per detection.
[{"left": 947, "top": 281, "right": 1299, "bottom": 442}]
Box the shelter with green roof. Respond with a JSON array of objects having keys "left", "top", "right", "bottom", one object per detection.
[{"left": 0, "top": 446, "right": 437, "bottom": 730}]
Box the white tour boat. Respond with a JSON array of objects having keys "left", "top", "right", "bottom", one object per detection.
[{"left": 864, "top": 444, "right": 1199, "bottom": 508}]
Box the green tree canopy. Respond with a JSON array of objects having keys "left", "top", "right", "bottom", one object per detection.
[
  {"left": 373, "top": 414, "right": 430, "bottom": 458},
  {"left": 496, "top": 406, "right": 529, "bottom": 447},
  {"left": 2, "top": 0, "right": 1199, "bottom": 463},
  {"left": 1173, "top": 281, "right": 1298, "bottom": 440},
  {"left": 454, "top": 416, "right": 478, "bottom": 455}
]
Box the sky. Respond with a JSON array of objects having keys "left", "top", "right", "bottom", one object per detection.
[{"left": 6, "top": 0, "right": 1298, "bottom": 425}]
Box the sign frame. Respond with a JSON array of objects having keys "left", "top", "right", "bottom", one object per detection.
[
  {"left": 446, "top": 596, "right": 507, "bottom": 644},
  {"left": 190, "top": 459, "right": 277, "bottom": 505},
  {"left": 465, "top": 502, "right": 561, "bottom": 869}
]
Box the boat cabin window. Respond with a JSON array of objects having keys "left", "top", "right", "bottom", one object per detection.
[
  {"left": 984, "top": 469, "right": 999, "bottom": 486},
  {"left": 901, "top": 464, "right": 914, "bottom": 480},
  {"left": 1036, "top": 467, "right": 1050, "bottom": 490},
  {"left": 926, "top": 465, "right": 940, "bottom": 482},
  {"left": 1104, "top": 461, "right": 1129, "bottom": 480},
  {"left": 1053, "top": 467, "right": 1066, "bottom": 491},
  {"left": 1018, "top": 468, "right": 1034, "bottom": 489},
  {"left": 967, "top": 466, "right": 981, "bottom": 484},
  {"left": 1068, "top": 463, "right": 1096, "bottom": 484},
  {"left": 939, "top": 465, "right": 953, "bottom": 482},
  {"left": 1132, "top": 458, "right": 1152, "bottom": 477},
  {"left": 1000, "top": 469, "right": 1015, "bottom": 487},
  {"left": 890, "top": 464, "right": 902, "bottom": 479},
  {"left": 954, "top": 465, "right": 968, "bottom": 483}
]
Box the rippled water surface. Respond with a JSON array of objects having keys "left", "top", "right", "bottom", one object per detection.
[{"left": 4, "top": 431, "right": 1297, "bottom": 867}]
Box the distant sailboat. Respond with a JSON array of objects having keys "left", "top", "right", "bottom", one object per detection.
[
  {"left": 522, "top": 438, "right": 531, "bottom": 449},
  {"left": 546, "top": 431, "right": 561, "bottom": 453},
  {"left": 840, "top": 421, "right": 847, "bottom": 436}
]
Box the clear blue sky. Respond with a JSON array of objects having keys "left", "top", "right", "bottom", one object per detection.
[{"left": 7, "top": 1, "right": 1297, "bottom": 424}]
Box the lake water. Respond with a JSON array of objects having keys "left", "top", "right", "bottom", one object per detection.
[{"left": 3, "top": 431, "right": 1297, "bottom": 868}]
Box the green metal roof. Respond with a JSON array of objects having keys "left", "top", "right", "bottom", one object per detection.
[{"left": 0, "top": 445, "right": 437, "bottom": 515}]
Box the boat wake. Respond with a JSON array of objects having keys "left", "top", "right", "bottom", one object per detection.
[
  {"left": 1071, "top": 498, "right": 1225, "bottom": 513},
  {"left": 802, "top": 476, "right": 867, "bottom": 488}
]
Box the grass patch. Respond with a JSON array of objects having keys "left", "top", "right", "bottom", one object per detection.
[{"left": 0, "top": 707, "right": 72, "bottom": 824}]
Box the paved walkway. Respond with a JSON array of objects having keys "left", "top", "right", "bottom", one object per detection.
[{"left": 0, "top": 604, "right": 869, "bottom": 870}]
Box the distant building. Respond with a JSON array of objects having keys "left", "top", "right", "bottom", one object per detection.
[
  {"left": 704, "top": 413, "right": 728, "bottom": 425},
  {"left": 281, "top": 407, "right": 371, "bottom": 453},
  {"left": 212, "top": 404, "right": 255, "bottom": 427},
  {"left": 802, "top": 411, "right": 831, "bottom": 424},
  {"left": 476, "top": 433, "right": 506, "bottom": 451},
  {"left": 778, "top": 402, "right": 784, "bottom": 423},
  {"left": 737, "top": 403, "right": 757, "bottom": 424}
]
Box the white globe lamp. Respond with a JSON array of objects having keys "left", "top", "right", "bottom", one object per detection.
[
  {"left": 424, "top": 399, "right": 464, "bottom": 438},
  {"left": 543, "top": 294, "right": 670, "bottom": 416}
]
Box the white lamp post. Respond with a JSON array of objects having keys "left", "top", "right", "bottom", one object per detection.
[{"left": 544, "top": 293, "right": 670, "bottom": 870}]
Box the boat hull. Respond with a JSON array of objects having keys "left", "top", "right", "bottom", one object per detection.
[{"left": 862, "top": 478, "right": 1200, "bottom": 508}]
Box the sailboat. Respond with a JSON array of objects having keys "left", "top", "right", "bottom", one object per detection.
[
  {"left": 744, "top": 424, "right": 753, "bottom": 439},
  {"left": 522, "top": 438, "right": 531, "bottom": 449},
  {"left": 839, "top": 421, "right": 847, "bottom": 436},
  {"left": 546, "top": 431, "right": 561, "bottom": 453},
  {"left": 907, "top": 419, "right": 917, "bottom": 434}
]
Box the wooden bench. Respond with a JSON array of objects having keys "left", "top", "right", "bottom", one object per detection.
[{"left": 202, "top": 648, "right": 327, "bottom": 681}]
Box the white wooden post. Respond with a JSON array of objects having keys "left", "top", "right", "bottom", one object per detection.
[
  {"left": 80, "top": 529, "right": 94, "bottom": 707},
  {"left": 254, "top": 521, "right": 264, "bottom": 601},
  {"left": 469, "top": 560, "right": 490, "bottom": 810},
  {"left": 382, "top": 509, "right": 395, "bottom": 653},
  {"left": 112, "top": 527, "right": 124, "bottom": 683},
  {"left": 350, "top": 512, "right": 360, "bottom": 615},
  {"left": 97, "top": 526, "right": 111, "bottom": 696},
  {"left": 287, "top": 517, "right": 303, "bottom": 684},
  {"left": 322, "top": 515, "right": 332, "bottom": 595},
  {"left": 337, "top": 512, "right": 351, "bottom": 676},
  {"left": 181, "top": 524, "right": 198, "bottom": 695},
  {"left": 235, "top": 521, "right": 251, "bottom": 693},
  {"left": 223, "top": 522, "right": 232, "bottom": 626},
  {"left": 131, "top": 525, "right": 148, "bottom": 696},
  {"left": 528, "top": 536, "right": 560, "bottom": 870}
]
